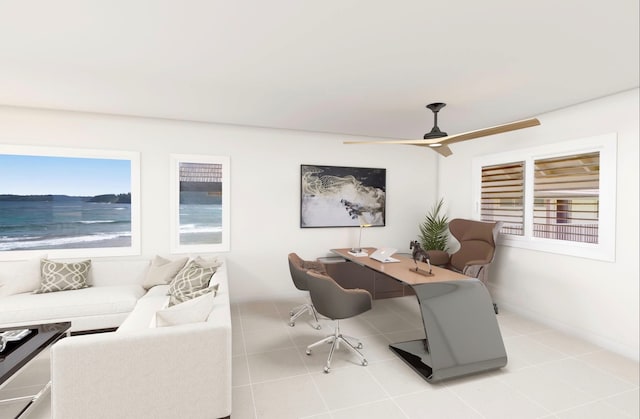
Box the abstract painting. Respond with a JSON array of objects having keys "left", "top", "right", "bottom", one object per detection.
[{"left": 300, "top": 164, "right": 386, "bottom": 228}]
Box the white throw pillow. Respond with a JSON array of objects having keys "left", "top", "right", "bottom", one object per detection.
[
  {"left": 155, "top": 291, "right": 216, "bottom": 327},
  {"left": 142, "top": 255, "right": 189, "bottom": 290},
  {"left": 0, "top": 255, "right": 46, "bottom": 296},
  {"left": 193, "top": 255, "right": 222, "bottom": 269}
]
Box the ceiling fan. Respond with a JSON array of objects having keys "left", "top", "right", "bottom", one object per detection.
[{"left": 344, "top": 102, "right": 540, "bottom": 157}]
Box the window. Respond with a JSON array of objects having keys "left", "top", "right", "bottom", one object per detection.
[
  {"left": 472, "top": 133, "right": 616, "bottom": 261},
  {"left": 480, "top": 161, "right": 525, "bottom": 236},
  {"left": 170, "top": 154, "right": 230, "bottom": 253},
  {"left": 0, "top": 145, "right": 140, "bottom": 260}
]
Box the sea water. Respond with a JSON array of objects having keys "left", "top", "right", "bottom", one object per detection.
[
  {"left": 0, "top": 200, "right": 132, "bottom": 251},
  {"left": 178, "top": 203, "right": 223, "bottom": 245}
]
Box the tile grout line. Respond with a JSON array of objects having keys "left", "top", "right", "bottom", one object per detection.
[{"left": 235, "top": 301, "right": 259, "bottom": 419}]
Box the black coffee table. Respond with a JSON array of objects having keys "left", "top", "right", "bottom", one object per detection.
[{"left": 0, "top": 322, "right": 71, "bottom": 418}]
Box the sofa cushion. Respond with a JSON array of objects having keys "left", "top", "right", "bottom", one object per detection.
[
  {"left": 0, "top": 285, "right": 144, "bottom": 325},
  {"left": 167, "top": 260, "right": 217, "bottom": 306},
  {"left": 142, "top": 256, "right": 188, "bottom": 290},
  {"left": 116, "top": 285, "right": 170, "bottom": 333},
  {"left": 156, "top": 291, "right": 216, "bottom": 327},
  {"left": 0, "top": 255, "right": 45, "bottom": 297},
  {"left": 35, "top": 259, "right": 91, "bottom": 294}
]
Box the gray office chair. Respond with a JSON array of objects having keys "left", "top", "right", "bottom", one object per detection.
[
  {"left": 304, "top": 270, "right": 372, "bottom": 373},
  {"left": 287, "top": 253, "right": 324, "bottom": 330}
]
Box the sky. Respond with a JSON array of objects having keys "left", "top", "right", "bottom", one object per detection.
[{"left": 0, "top": 154, "right": 131, "bottom": 196}]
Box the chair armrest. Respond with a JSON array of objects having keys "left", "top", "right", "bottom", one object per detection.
[
  {"left": 426, "top": 250, "right": 450, "bottom": 266},
  {"left": 51, "top": 323, "right": 231, "bottom": 419}
]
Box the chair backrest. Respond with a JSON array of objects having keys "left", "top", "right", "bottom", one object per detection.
[
  {"left": 288, "top": 253, "right": 310, "bottom": 291},
  {"left": 448, "top": 219, "right": 502, "bottom": 272},
  {"left": 305, "top": 270, "right": 372, "bottom": 320}
]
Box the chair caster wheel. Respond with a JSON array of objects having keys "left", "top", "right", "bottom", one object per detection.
[
  {"left": 306, "top": 349, "right": 311, "bottom": 356},
  {"left": 493, "top": 303, "right": 499, "bottom": 314},
  {"left": 289, "top": 311, "right": 294, "bottom": 316},
  {"left": 288, "top": 322, "right": 295, "bottom": 327},
  {"left": 314, "top": 324, "right": 321, "bottom": 330},
  {"left": 357, "top": 343, "right": 363, "bottom": 349},
  {"left": 323, "top": 366, "right": 330, "bottom": 373},
  {"left": 361, "top": 360, "right": 368, "bottom": 366}
]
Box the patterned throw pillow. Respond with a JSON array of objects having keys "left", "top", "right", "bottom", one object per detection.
[
  {"left": 35, "top": 259, "right": 91, "bottom": 294},
  {"left": 167, "top": 261, "right": 217, "bottom": 306}
]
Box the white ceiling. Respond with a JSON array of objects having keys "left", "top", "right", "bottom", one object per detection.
[{"left": 0, "top": 1, "right": 638, "bottom": 140}]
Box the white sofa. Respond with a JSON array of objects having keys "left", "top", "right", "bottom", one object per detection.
[
  {"left": 0, "top": 258, "right": 150, "bottom": 332},
  {"left": 0, "top": 256, "right": 232, "bottom": 419}
]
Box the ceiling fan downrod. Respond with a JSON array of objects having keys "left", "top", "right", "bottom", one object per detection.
[{"left": 424, "top": 102, "right": 448, "bottom": 139}]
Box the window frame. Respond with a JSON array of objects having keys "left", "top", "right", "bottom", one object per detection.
[
  {"left": 0, "top": 144, "right": 141, "bottom": 260},
  {"left": 472, "top": 133, "right": 617, "bottom": 261},
  {"left": 169, "top": 154, "right": 231, "bottom": 254}
]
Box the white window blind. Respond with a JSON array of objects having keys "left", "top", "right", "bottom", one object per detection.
[
  {"left": 480, "top": 161, "right": 525, "bottom": 235},
  {"left": 472, "top": 133, "right": 616, "bottom": 261},
  {"left": 533, "top": 152, "right": 599, "bottom": 243}
]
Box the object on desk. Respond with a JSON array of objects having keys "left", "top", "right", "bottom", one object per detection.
[
  {"left": 409, "top": 240, "right": 433, "bottom": 275},
  {"left": 347, "top": 250, "right": 368, "bottom": 257},
  {"left": 369, "top": 247, "right": 400, "bottom": 263},
  {"left": 350, "top": 223, "right": 371, "bottom": 255}
]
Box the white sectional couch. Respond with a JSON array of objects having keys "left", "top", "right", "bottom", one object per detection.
[
  {"left": 0, "top": 258, "right": 150, "bottom": 332},
  {"left": 0, "top": 256, "right": 232, "bottom": 419}
]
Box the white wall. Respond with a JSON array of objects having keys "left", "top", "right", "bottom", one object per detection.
[
  {"left": 0, "top": 106, "right": 437, "bottom": 300},
  {"left": 2, "top": 89, "right": 637, "bottom": 360},
  {"left": 437, "top": 89, "right": 639, "bottom": 360}
]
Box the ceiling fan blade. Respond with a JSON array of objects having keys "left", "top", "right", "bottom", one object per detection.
[
  {"left": 426, "top": 144, "right": 452, "bottom": 157},
  {"left": 441, "top": 118, "right": 540, "bottom": 145}
]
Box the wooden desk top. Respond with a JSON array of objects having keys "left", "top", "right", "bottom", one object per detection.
[{"left": 331, "top": 248, "right": 470, "bottom": 285}]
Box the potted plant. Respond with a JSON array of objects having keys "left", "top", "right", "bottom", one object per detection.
[{"left": 418, "top": 198, "right": 449, "bottom": 252}]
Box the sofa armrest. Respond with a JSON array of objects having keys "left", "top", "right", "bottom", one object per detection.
[{"left": 51, "top": 323, "right": 231, "bottom": 419}]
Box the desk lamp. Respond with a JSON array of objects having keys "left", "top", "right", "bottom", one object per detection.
[{"left": 349, "top": 223, "right": 371, "bottom": 257}]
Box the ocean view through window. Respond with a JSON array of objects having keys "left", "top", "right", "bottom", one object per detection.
[
  {"left": 170, "top": 154, "right": 230, "bottom": 253},
  {"left": 0, "top": 145, "right": 140, "bottom": 259}
]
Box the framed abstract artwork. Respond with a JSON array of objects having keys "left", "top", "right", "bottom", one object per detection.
[
  {"left": 170, "top": 154, "right": 230, "bottom": 253},
  {"left": 0, "top": 145, "right": 140, "bottom": 260},
  {"left": 300, "top": 164, "right": 386, "bottom": 228}
]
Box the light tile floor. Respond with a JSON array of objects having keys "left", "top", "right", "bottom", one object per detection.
[{"left": 1, "top": 295, "right": 638, "bottom": 419}]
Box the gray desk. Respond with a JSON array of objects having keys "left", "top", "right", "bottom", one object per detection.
[{"left": 331, "top": 248, "right": 507, "bottom": 383}]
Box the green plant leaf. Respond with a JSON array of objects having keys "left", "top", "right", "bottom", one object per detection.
[{"left": 418, "top": 198, "right": 449, "bottom": 251}]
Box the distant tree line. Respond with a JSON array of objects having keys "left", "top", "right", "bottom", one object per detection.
[{"left": 0, "top": 193, "right": 131, "bottom": 203}]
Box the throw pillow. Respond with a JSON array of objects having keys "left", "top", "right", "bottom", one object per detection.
[
  {"left": 156, "top": 291, "right": 216, "bottom": 327},
  {"left": 167, "top": 260, "right": 217, "bottom": 306},
  {"left": 170, "top": 283, "right": 219, "bottom": 306},
  {"left": 193, "top": 255, "right": 222, "bottom": 269},
  {"left": 0, "top": 254, "right": 46, "bottom": 296},
  {"left": 35, "top": 259, "right": 91, "bottom": 294},
  {"left": 142, "top": 256, "right": 189, "bottom": 290}
]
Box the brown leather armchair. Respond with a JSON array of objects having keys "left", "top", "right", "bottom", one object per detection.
[{"left": 427, "top": 218, "right": 502, "bottom": 313}]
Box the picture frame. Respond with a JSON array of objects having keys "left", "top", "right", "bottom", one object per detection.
[
  {"left": 169, "top": 154, "right": 230, "bottom": 253},
  {"left": 300, "top": 164, "right": 386, "bottom": 228},
  {"left": 0, "top": 144, "right": 141, "bottom": 260}
]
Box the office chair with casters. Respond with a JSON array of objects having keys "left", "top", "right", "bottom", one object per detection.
[
  {"left": 304, "top": 270, "right": 372, "bottom": 373},
  {"left": 287, "top": 253, "right": 325, "bottom": 330},
  {"left": 426, "top": 218, "right": 503, "bottom": 314}
]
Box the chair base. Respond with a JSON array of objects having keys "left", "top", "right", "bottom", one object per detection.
[
  {"left": 289, "top": 303, "right": 321, "bottom": 330},
  {"left": 305, "top": 320, "right": 367, "bottom": 373}
]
